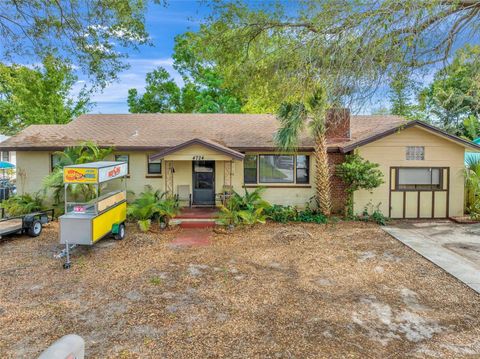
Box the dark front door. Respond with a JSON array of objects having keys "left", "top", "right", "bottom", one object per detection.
[{"left": 192, "top": 161, "right": 215, "bottom": 205}]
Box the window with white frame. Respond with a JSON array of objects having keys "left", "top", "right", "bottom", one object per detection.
[
  {"left": 406, "top": 146, "right": 425, "bottom": 160},
  {"left": 397, "top": 167, "right": 441, "bottom": 190},
  {"left": 1, "top": 151, "right": 9, "bottom": 162}
]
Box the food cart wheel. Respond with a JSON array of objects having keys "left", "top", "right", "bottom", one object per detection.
[
  {"left": 114, "top": 223, "right": 126, "bottom": 240},
  {"left": 27, "top": 220, "right": 42, "bottom": 237}
]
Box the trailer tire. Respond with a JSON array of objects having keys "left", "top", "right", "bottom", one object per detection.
[
  {"left": 27, "top": 220, "right": 42, "bottom": 237},
  {"left": 114, "top": 223, "right": 125, "bottom": 240}
]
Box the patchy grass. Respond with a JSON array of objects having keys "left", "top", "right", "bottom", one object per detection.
[{"left": 1, "top": 221, "right": 480, "bottom": 358}]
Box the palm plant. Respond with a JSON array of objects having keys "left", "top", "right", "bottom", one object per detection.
[
  {"left": 275, "top": 87, "right": 332, "bottom": 216},
  {"left": 127, "top": 186, "right": 179, "bottom": 231},
  {"left": 218, "top": 187, "right": 270, "bottom": 227},
  {"left": 1, "top": 193, "right": 44, "bottom": 216},
  {"left": 465, "top": 155, "right": 480, "bottom": 219},
  {"left": 42, "top": 141, "right": 113, "bottom": 205}
]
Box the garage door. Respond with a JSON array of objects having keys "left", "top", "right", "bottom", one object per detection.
[{"left": 389, "top": 167, "right": 449, "bottom": 219}]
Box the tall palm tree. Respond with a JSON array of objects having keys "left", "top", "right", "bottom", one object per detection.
[{"left": 275, "top": 87, "right": 332, "bottom": 216}]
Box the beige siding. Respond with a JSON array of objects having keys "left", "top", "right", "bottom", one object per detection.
[
  {"left": 15, "top": 148, "right": 316, "bottom": 208},
  {"left": 16, "top": 151, "right": 51, "bottom": 194},
  {"left": 353, "top": 126, "right": 465, "bottom": 217},
  {"left": 238, "top": 152, "right": 316, "bottom": 208}
]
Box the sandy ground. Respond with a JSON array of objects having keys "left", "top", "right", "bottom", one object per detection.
[{"left": 1, "top": 221, "right": 480, "bottom": 358}]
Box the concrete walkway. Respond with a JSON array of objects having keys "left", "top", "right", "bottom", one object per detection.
[{"left": 383, "top": 221, "right": 480, "bottom": 294}]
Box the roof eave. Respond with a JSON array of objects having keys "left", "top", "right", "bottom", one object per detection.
[{"left": 340, "top": 120, "right": 480, "bottom": 153}]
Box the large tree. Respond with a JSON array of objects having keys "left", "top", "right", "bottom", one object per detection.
[
  {"left": 0, "top": 55, "right": 90, "bottom": 135},
  {"left": 0, "top": 0, "right": 160, "bottom": 89},
  {"left": 418, "top": 45, "right": 480, "bottom": 135},
  {"left": 179, "top": 0, "right": 480, "bottom": 214},
  {"left": 128, "top": 32, "right": 243, "bottom": 114}
]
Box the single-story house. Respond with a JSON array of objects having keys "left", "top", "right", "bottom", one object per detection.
[{"left": 0, "top": 111, "right": 478, "bottom": 219}]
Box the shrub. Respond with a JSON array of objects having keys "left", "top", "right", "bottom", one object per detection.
[
  {"left": 296, "top": 208, "right": 328, "bottom": 223},
  {"left": 336, "top": 153, "right": 384, "bottom": 217},
  {"left": 265, "top": 204, "right": 298, "bottom": 223},
  {"left": 465, "top": 156, "right": 480, "bottom": 219},
  {"left": 1, "top": 193, "right": 44, "bottom": 216},
  {"left": 127, "top": 186, "right": 179, "bottom": 232},
  {"left": 219, "top": 188, "right": 270, "bottom": 227},
  {"left": 358, "top": 203, "right": 388, "bottom": 225}
]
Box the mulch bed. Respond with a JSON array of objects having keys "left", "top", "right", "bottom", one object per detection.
[{"left": 1, "top": 221, "right": 480, "bottom": 358}]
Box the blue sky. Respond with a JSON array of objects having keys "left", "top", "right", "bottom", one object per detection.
[{"left": 86, "top": 0, "right": 207, "bottom": 114}]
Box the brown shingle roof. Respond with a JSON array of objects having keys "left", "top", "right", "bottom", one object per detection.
[{"left": 0, "top": 113, "right": 407, "bottom": 151}]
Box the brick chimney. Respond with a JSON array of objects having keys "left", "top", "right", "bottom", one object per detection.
[{"left": 325, "top": 108, "right": 350, "bottom": 142}]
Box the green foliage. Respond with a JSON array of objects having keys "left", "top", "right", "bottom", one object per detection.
[
  {"left": 389, "top": 71, "right": 417, "bottom": 118},
  {"left": 42, "top": 141, "right": 112, "bottom": 206},
  {"left": 1, "top": 193, "right": 44, "bottom": 217},
  {"left": 465, "top": 156, "right": 480, "bottom": 219},
  {"left": 296, "top": 208, "right": 328, "bottom": 224},
  {"left": 127, "top": 67, "right": 181, "bottom": 113},
  {"left": 128, "top": 32, "right": 243, "bottom": 114},
  {"left": 418, "top": 45, "right": 480, "bottom": 138},
  {"left": 218, "top": 188, "right": 270, "bottom": 227},
  {"left": 127, "top": 186, "right": 179, "bottom": 231},
  {"left": 0, "top": 0, "right": 156, "bottom": 89},
  {"left": 0, "top": 55, "right": 90, "bottom": 135},
  {"left": 264, "top": 204, "right": 298, "bottom": 223},
  {"left": 337, "top": 154, "right": 384, "bottom": 217},
  {"left": 264, "top": 203, "right": 328, "bottom": 224},
  {"left": 358, "top": 204, "right": 388, "bottom": 226}
]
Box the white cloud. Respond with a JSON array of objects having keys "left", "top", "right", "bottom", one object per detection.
[{"left": 87, "top": 57, "right": 183, "bottom": 106}]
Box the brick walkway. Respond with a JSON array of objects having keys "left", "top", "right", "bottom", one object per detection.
[{"left": 169, "top": 228, "right": 212, "bottom": 247}]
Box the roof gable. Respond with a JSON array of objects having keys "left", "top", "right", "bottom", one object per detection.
[
  {"left": 150, "top": 138, "right": 245, "bottom": 161},
  {"left": 341, "top": 120, "right": 480, "bottom": 153}
]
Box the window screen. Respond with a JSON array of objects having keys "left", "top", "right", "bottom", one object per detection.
[
  {"left": 259, "top": 155, "right": 294, "bottom": 183},
  {"left": 244, "top": 155, "right": 257, "bottom": 184},
  {"left": 406, "top": 146, "right": 425, "bottom": 160},
  {"left": 296, "top": 155, "right": 310, "bottom": 184},
  {"left": 397, "top": 168, "right": 441, "bottom": 190}
]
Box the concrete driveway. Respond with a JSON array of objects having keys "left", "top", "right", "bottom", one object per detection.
[{"left": 384, "top": 221, "right": 480, "bottom": 294}]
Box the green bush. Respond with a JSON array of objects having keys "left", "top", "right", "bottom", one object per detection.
[
  {"left": 296, "top": 208, "right": 328, "bottom": 223},
  {"left": 337, "top": 153, "right": 384, "bottom": 217},
  {"left": 1, "top": 193, "right": 44, "bottom": 216},
  {"left": 264, "top": 204, "right": 298, "bottom": 223},
  {"left": 218, "top": 188, "right": 270, "bottom": 227},
  {"left": 358, "top": 204, "right": 388, "bottom": 226},
  {"left": 127, "top": 186, "right": 179, "bottom": 232}
]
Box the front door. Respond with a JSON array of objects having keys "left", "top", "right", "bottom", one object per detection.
[{"left": 192, "top": 161, "right": 215, "bottom": 205}]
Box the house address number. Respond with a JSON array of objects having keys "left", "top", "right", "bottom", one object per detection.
[{"left": 193, "top": 155, "right": 204, "bottom": 160}]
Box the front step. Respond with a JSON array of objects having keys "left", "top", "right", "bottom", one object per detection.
[
  {"left": 179, "top": 220, "right": 216, "bottom": 229},
  {"left": 175, "top": 207, "right": 219, "bottom": 228}
]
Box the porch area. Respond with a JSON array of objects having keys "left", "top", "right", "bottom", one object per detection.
[{"left": 149, "top": 138, "right": 244, "bottom": 208}]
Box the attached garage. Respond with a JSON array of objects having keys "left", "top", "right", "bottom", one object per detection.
[
  {"left": 389, "top": 167, "right": 449, "bottom": 219},
  {"left": 351, "top": 121, "right": 480, "bottom": 219}
]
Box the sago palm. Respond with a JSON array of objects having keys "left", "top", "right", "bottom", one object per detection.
[{"left": 275, "top": 87, "right": 332, "bottom": 216}]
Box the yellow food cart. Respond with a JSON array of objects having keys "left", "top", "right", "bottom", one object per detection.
[{"left": 59, "top": 161, "right": 128, "bottom": 269}]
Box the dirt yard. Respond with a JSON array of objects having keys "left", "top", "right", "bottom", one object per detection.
[{"left": 1, "top": 221, "right": 480, "bottom": 358}]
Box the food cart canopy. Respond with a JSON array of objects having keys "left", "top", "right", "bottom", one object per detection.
[{"left": 63, "top": 161, "right": 128, "bottom": 184}]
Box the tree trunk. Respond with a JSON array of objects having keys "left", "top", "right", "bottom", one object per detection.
[{"left": 314, "top": 132, "right": 332, "bottom": 216}]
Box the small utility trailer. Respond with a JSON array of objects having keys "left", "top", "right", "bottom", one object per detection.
[{"left": 0, "top": 209, "right": 54, "bottom": 239}]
